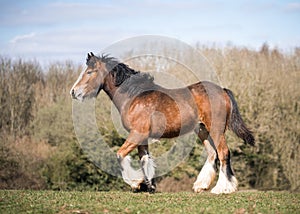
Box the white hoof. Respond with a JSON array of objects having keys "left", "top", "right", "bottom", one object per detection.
[
  {"left": 211, "top": 171, "right": 238, "bottom": 194},
  {"left": 193, "top": 182, "right": 208, "bottom": 193}
]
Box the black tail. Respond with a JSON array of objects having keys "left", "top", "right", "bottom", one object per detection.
[{"left": 224, "top": 88, "right": 255, "bottom": 146}]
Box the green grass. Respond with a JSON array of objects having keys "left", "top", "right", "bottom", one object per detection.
[{"left": 0, "top": 190, "right": 299, "bottom": 214}]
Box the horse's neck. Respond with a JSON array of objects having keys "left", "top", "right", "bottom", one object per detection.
[
  {"left": 103, "top": 81, "right": 129, "bottom": 113},
  {"left": 103, "top": 75, "right": 117, "bottom": 99}
]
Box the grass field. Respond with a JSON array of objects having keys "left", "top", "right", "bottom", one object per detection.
[{"left": 0, "top": 190, "right": 299, "bottom": 214}]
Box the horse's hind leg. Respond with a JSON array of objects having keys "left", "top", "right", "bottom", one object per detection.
[
  {"left": 138, "top": 143, "right": 156, "bottom": 193},
  {"left": 193, "top": 123, "right": 218, "bottom": 193},
  {"left": 211, "top": 134, "right": 238, "bottom": 194}
]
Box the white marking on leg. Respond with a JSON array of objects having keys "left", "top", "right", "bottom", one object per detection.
[
  {"left": 211, "top": 169, "right": 238, "bottom": 194},
  {"left": 120, "top": 156, "right": 144, "bottom": 189},
  {"left": 141, "top": 154, "right": 156, "bottom": 181},
  {"left": 193, "top": 159, "right": 216, "bottom": 193}
]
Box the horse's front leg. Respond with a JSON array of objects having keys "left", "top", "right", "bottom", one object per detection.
[
  {"left": 138, "top": 144, "right": 156, "bottom": 193},
  {"left": 117, "top": 131, "right": 148, "bottom": 191}
]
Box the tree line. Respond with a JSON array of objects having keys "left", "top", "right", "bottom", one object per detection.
[{"left": 0, "top": 44, "right": 299, "bottom": 191}]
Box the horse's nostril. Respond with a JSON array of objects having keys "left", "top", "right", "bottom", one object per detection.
[{"left": 71, "top": 89, "right": 75, "bottom": 97}]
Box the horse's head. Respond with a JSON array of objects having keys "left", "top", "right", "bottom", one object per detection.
[{"left": 70, "top": 52, "right": 109, "bottom": 101}]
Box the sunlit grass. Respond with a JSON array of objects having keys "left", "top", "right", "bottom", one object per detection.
[{"left": 1, "top": 190, "right": 299, "bottom": 213}]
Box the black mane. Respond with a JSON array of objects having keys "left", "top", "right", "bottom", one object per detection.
[
  {"left": 118, "top": 71, "right": 156, "bottom": 97},
  {"left": 87, "top": 54, "right": 156, "bottom": 97}
]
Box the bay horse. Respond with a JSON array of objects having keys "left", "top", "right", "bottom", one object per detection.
[{"left": 70, "top": 52, "right": 254, "bottom": 194}]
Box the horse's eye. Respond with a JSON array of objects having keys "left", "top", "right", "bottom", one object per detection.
[{"left": 87, "top": 70, "right": 93, "bottom": 75}]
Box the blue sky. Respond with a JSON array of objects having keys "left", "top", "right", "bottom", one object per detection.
[{"left": 0, "top": 0, "right": 300, "bottom": 65}]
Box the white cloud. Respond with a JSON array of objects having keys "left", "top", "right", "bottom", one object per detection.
[
  {"left": 10, "top": 32, "right": 36, "bottom": 44},
  {"left": 5, "top": 27, "right": 147, "bottom": 66}
]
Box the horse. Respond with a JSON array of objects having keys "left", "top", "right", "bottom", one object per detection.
[{"left": 70, "top": 52, "right": 255, "bottom": 194}]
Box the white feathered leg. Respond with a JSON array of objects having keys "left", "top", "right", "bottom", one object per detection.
[
  {"left": 211, "top": 166, "right": 238, "bottom": 194},
  {"left": 141, "top": 154, "right": 156, "bottom": 192},
  {"left": 193, "top": 139, "right": 217, "bottom": 193},
  {"left": 119, "top": 156, "right": 144, "bottom": 189},
  {"left": 211, "top": 136, "right": 238, "bottom": 194},
  {"left": 193, "top": 159, "right": 217, "bottom": 192}
]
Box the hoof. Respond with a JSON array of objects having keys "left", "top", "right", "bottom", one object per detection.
[
  {"left": 210, "top": 174, "right": 238, "bottom": 194},
  {"left": 211, "top": 185, "right": 237, "bottom": 194},
  {"left": 193, "top": 181, "right": 210, "bottom": 193},
  {"left": 193, "top": 184, "right": 208, "bottom": 193},
  {"left": 193, "top": 187, "right": 208, "bottom": 193},
  {"left": 132, "top": 180, "right": 156, "bottom": 193},
  {"left": 147, "top": 184, "right": 156, "bottom": 194},
  {"left": 145, "top": 178, "right": 156, "bottom": 193}
]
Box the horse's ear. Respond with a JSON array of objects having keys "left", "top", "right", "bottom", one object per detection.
[
  {"left": 87, "top": 52, "right": 94, "bottom": 58},
  {"left": 86, "top": 52, "right": 94, "bottom": 64}
]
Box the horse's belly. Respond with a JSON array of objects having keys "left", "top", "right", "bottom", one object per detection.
[{"left": 150, "top": 111, "right": 197, "bottom": 139}]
